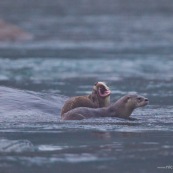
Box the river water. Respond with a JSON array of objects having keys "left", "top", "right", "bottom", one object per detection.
[{"left": 0, "top": 0, "right": 173, "bottom": 173}]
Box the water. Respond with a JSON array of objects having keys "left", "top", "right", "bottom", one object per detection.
[{"left": 0, "top": 0, "right": 173, "bottom": 173}]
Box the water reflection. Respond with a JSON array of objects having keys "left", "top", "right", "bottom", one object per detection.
[{"left": 91, "top": 131, "right": 112, "bottom": 140}]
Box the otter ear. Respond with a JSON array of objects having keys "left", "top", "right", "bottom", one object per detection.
[{"left": 124, "top": 96, "right": 130, "bottom": 103}]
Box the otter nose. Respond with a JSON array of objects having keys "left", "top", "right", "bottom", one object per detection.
[{"left": 145, "top": 98, "right": 149, "bottom": 102}]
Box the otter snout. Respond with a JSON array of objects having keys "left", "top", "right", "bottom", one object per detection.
[{"left": 144, "top": 98, "right": 149, "bottom": 104}]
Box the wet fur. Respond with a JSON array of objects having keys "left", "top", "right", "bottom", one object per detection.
[
  {"left": 61, "top": 94, "right": 99, "bottom": 116},
  {"left": 61, "top": 82, "right": 110, "bottom": 116},
  {"left": 62, "top": 94, "right": 148, "bottom": 120}
]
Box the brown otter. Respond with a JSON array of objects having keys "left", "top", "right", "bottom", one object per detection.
[
  {"left": 62, "top": 94, "right": 149, "bottom": 120},
  {"left": 61, "top": 82, "right": 111, "bottom": 117}
]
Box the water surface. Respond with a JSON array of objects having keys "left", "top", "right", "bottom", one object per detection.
[{"left": 0, "top": 0, "right": 173, "bottom": 173}]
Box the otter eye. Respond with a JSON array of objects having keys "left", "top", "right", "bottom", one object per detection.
[{"left": 137, "top": 97, "right": 142, "bottom": 101}]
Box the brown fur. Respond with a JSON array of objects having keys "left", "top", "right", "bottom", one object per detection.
[
  {"left": 61, "top": 95, "right": 99, "bottom": 116},
  {"left": 61, "top": 82, "right": 110, "bottom": 117},
  {"left": 62, "top": 94, "right": 149, "bottom": 120}
]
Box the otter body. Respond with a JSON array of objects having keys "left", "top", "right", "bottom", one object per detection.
[
  {"left": 61, "top": 82, "right": 111, "bottom": 117},
  {"left": 62, "top": 94, "right": 149, "bottom": 120},
  {"left": 61, "top": 95, "right": 99, "bottom": 115}
]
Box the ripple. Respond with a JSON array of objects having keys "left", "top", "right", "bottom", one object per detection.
[
  {"left": 0, "top": 57, "right": 173, "bottom": 82},
  {"left": 38, "top": 145, "right": 69, "bottom": 151},
  {"left": 0, "top": 139, "right": 34, "bottom": 153}
]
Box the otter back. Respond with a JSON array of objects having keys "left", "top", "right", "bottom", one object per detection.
[{"left": 61, "top": 95, "right": 99, "bottom": 116}]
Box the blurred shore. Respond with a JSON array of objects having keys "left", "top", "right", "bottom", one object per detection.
[
  {"left": 0, "top": 0, "right": 172, "bottom": 43},
  {"left": 0, "top": 19, "right": 33, "bottom": 41}
]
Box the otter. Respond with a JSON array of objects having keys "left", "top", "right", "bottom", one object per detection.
[
  {"left": 61, "top": 82, "right": 111, "bottom": 117},
  {"left": 62, "top": 94, "right": 149, "bottom": 120}
]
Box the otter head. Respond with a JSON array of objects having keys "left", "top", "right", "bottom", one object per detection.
[
  {"left": 113, "top": 94, "right": 149, "bottom": 118},
  {"left": 124, "top": 94, "right": 149, "bottom": 109},
  {"left": 92, "top": 82, "right": 111, "bottom": 107}
]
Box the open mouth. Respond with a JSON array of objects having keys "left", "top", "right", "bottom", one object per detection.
[{"left": 97, "top": 83, "right": 111, "bottom": 97}]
